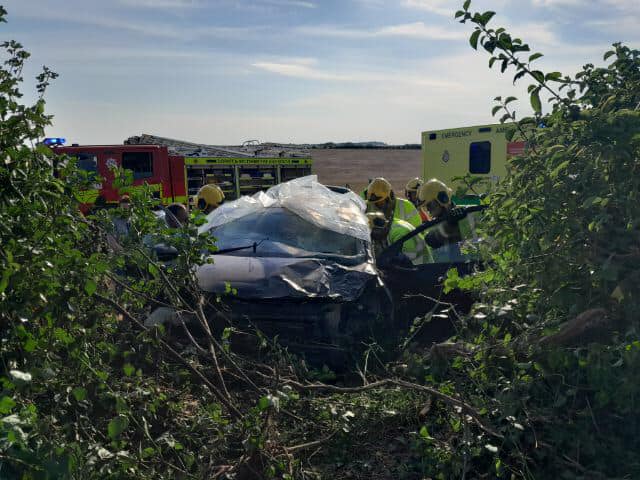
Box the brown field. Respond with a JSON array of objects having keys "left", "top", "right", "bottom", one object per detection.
[{"left": 310, "top": 148, "right": 423, "bottom": 196}]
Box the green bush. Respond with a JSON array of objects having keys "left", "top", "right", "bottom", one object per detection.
[{"left": 426, "top": 2, "right": 640, "bottom": 478}]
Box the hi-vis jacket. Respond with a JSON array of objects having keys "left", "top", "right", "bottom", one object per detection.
[
  {"left": 388, "top": 218, "right": 433, "bottom": 265},
  {"left": 394, "top": 198, "right": 422, "bottom": 228}
]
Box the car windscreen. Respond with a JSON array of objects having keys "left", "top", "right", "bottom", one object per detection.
[{"left": 210, "top": 208, "right": 365, "bottom": 258}]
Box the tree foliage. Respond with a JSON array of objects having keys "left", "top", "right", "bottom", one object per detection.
[{"left": 431, "top": 2, "right": 640, "bottom": 477}]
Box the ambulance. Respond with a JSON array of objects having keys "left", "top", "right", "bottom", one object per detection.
[{"left": 421, "top": 123, "right": 525, "bottom": 202}]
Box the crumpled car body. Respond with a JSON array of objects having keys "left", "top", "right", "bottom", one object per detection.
[{"left": 195, "top": 176, "right": 393, "bottom": 365}]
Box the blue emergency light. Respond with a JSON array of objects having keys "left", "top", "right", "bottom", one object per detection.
[{"left": 43, "top": 137, "right": 66, "bottom": 146}]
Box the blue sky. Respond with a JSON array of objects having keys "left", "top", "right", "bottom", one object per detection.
[{"left": 5, "top": 0, "right": 639, "bottom": 144}]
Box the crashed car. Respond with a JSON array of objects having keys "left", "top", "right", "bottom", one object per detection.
[{"left": 195, "top": 176, "right": 394, "bottom": 364}]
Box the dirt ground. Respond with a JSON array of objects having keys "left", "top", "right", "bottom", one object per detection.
[{"left": 310, "top": 149, "right": 423, "bottom": 195}]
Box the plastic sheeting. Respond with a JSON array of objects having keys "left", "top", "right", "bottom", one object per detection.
[{"left": 197, "top": 175, "right": 370, "bottom": 241}]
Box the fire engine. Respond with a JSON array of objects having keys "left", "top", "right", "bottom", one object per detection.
[
  {"left": 50, "top": 141, "right": 312, "bottom": 210},
  {"left": 421, "top": 123, "right": 526, "bottom": 200}
]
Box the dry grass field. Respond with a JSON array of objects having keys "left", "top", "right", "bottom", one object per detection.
[{"left": 310, "top": 148, "right": 423, "bottom": 196}]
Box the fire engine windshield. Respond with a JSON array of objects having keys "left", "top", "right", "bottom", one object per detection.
[
  {"left": 210, "top": 207, "right": 365, "bottom": 259},
  {"left": 75, "top": 153, "right": 98, "bottom": 178}
]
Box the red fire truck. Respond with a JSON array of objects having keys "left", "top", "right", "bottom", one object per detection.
[{"left": 52, "top": 143, "right": 313, "bottom": 210}]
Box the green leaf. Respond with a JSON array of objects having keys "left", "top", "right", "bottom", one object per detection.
[
  {"left": 529, "top": 53, "right": 543, "bottom": 62},
  {"left": 530, "top": 90, "right": 542, "bottom": 113},
  {"left": 0, "top": 396, "right": 16, "bottom": 414},
  {"left": 419, "top": 425, "right": 433, "bottom": 440},
  {"left": 257, "top": 396, "right": 270, "bottom": 411},
  {"left": 531, "top": 70, "right": 545, "bottom": 83},
  {"left": 483, "top": 39, "right": 496, "bottom": 53},
  {"left": 107, "top": 416, "right": 129, "bottom": 440},
  {"left": 469, "top": 29, "right": 481, "bottom": 50},
  {"left": 513, "top": 70, "right": 526, "bottom": 84},
  {"left": 501, "top": 58, "right": 509, "bottom": 73},
  {"left": 603, "top": 50, "right": 615, "bottom": 60},
  {"left": 123, "top": 364, "right": 135, "bottom": 377},
  {"left": 489, "top": 57, "right": 498, "bottom": 68},
  {"left": 72, "top": 387, "right": 87, "bottom": 402},
  {"left": 0, "top": 268, "right": 13, "bottom": 294},
  {"left": 479, "top": 11, "right": 495, "bottom": 26},
  {"left": 23, "top": 338, "right": 37, "bottom": 352},
  {"left": 492, "top": 105, "right": 502, "bottom": 116},
  {"left": 505, "top": 96, "right": 517, "bottom": 105},
  {"left": 455, "top": 10, "right": 465, "bottom": 18},
  {"left": 463, "top": 0, "right": 471, "bottom": 10},
  {"left": 550, "top": 160, "right": 570, "bottom": 178},
  {"left": 84, "top": 278, "right": 97, "bottom": 296},
  {"left": 545, "top": 71, "right": 562, "bottom": 82},
  {"left": 148, "top": 263, "right": 159, "bottom": 278}
]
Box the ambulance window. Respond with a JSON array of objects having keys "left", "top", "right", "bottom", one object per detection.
[
  {"left": 122, "top": 152, "right": 153, "bottom": 179},
  {"left": 469, "top": 141, "right": 491, "bottom": 174}
]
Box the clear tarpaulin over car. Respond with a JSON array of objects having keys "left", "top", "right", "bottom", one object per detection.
[{"left": 197, "top": 175, "right": 370, "bottom": 241}]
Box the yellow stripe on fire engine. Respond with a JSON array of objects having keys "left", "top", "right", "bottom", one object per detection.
[{"left": 183, "top": 157, "right": 312, "bottom": 166}]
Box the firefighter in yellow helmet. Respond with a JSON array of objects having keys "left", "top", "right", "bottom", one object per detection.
[
  {"left": 366, "top": 177, "right": 422, "bottom": 228},
  {"left": 196, "top": 184, "right": 225, "bottom": 215},
  {"left": 416, "top": 178, "right": 474, "bottom": 249},
  {"left": 405, "top": 177, "right": 429, "bottom": 221},
  {"left": 367, "top": 212, "right": 433, "bottom": 265}
]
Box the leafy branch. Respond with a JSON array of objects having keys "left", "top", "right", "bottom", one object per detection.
[{"left": 456, "top": 0, "right": 572, "bottom": 116}]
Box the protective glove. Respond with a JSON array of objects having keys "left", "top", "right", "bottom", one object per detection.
[{"left": 447, "top": 207, "right": 467, "bottom": 223}]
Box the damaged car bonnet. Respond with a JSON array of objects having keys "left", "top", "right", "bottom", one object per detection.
[{"left": 196, "top": 176, "right": 378, "bottom": 301}]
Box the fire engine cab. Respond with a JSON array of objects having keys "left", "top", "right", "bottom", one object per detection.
[{"left": 52, "top": 143, "right": 312, "bottom": 210}]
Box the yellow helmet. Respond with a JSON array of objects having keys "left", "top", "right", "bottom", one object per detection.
[
  {"left": 366, "top": 211, "right": 388, "bottom": 230},
  {"left": 366, "top": 178, "right": 393, "bottom": 204},
  {"left": 417, "top": 178, "right": 452, "bottom": 208},
  {"left": 196, "top": 184, "right": 225, "bottom": 212},
  {"left": 405, "top": 177, "right": 423, "bottom": 193}
]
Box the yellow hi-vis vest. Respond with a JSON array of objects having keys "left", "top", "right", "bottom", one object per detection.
[
  {"left": 395, "top": 198, "right": 422, "bottom": 228},
  {"left": 388, "top": 219, "right": 433, "bottom": 265}
]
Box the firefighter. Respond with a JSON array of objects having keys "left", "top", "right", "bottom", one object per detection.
[
  {"left": 366, "top": 177, "right": 422, "bottom": 228},
  {"left": 196, "top": 184, "right": 224, "bottom": 215},
  {"left": 405, "top": 177, "right": 428, "bottom": 221},
  {"left": 360, "top": 178, "right": 373, "bottom": 201},
  {"left": 416, "top": 178, "right": 474, "bottom": 249},
  {"left": 367, "top": 212, "right": 433, "bottom": 265},
  {"left": 166, "top": 202, "right": 189, "bottom": 228}
]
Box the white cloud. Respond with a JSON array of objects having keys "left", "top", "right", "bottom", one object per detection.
[
  {"left": 403, "top": 0, "right": 510, "bottom": 16},
  {"left": 531, "top": 0, "right": 580, "bottom": 5},
  {"left": 251, "top": 57, "right": 466, "bottom": 91},
  {"left": 118, "top": 0, "right": 201, "bottom": 8},
  {"left": 298, "top": 21, "right": 466, "bottom": 40},
  {"left": 507, "top": 22, "right": 558, "bottom": 46},
  {"left": 402, "top": 0, "right": 455, "bottom": 16},
  {"left": 10, "top": 6, "right": 265, "bottom": 41},
  {"left": 261, "top": 0, "right": 316, "bottom": 7},
  {"left": 378, "top": 22, "right": 466, "bottom": 40},
  {"left": 252, "top": 61, "right": 350, "bottom": 81}
]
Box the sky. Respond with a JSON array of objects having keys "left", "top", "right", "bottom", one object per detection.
[{"left": 4, "top": 0, "right": 639, "bottom": 145}]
